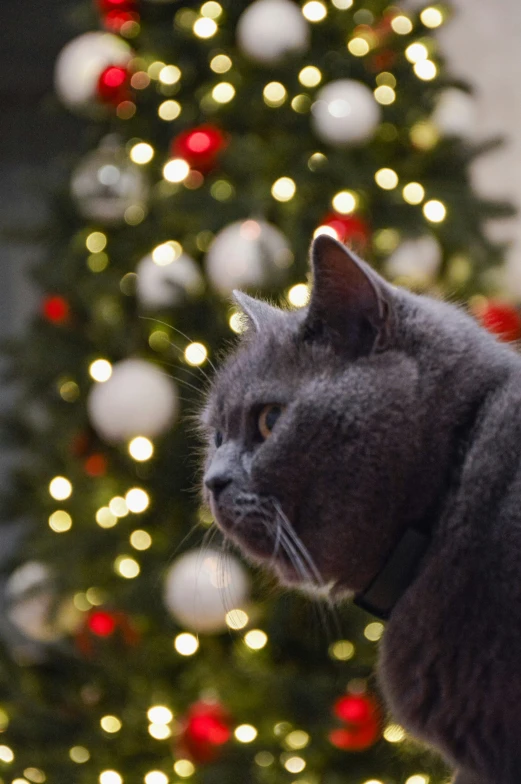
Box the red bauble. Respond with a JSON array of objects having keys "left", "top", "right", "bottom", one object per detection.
[
  {"left": 97, "top": 65, "right": 131, "bottom": 105},
  {"left": 88, "top": 610, "right": 117, "bottom": 637},
  {"left": 319, "top": 213, "right": 370, "bottom": 253},
  {"left": 171, "top": 125, "right": 228, "bottom": 172},
  {"left": 43, "top": 295, "right": 70, "bottom": 324},
  {"left": 330, "top": 693, "right": 381, "bottom": 751},
  {"left": 368, "top": 49, "right": 397, "bottom": 72},
  {"left": 103, "top": 10, "right": 140, "bottom": 32},
  {"left": 96, "top": 0, "right": 137, "bottom": 10},
  {"left": 177, "top": 701, "right": 232, "bottom": 763},
  {"left": 76, "top": 609, "right": 140, "bottom": 657},
  {"left": 334, "top": 694, "right": 377, "bottom": 724},
  {"left": 477, "top": 300, "right": 521, "bottom": 343},
  {"left": 84, "top": 453, "right": 108, "bottom": 477},
  {"left": 329, "top": 722, "right": 379, "bottom": 751}
]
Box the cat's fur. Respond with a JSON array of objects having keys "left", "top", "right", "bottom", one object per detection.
[{"left": 201, "top": 234, "right": 521, "bottom": 784}]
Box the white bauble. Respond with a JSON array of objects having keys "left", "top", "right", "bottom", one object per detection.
[
  {"left": 6, "top": 562, "right": 81, "bottom": 643},
  {"left": 237, "top": 0, "right": 309, "bottom": 64},
  {"left": 136, "top": 252, "right": 204, "bottom": 309},
  {"left": 206, "top": 219, "right": 292, "bottom": 295},
  {"left": 432, "top": 88, "right": 477, "bottom": 138},
  {"left": 54, "top": 32, "right": 132, "bottom": 113},
  {"left": 164, "top": 548, "right": 250, "bottom": 633},
  {"left": 312, "top": 79, "right": 381, "bottom": 145},
  {"left": 71, "top": 137, "right": 148, "bottom": 224},
  {"left": 87, "top": 359, "right": 178, "bottom": 442},
  {"left": 385, "top": 235, "right": 442, "bottom": 286}
]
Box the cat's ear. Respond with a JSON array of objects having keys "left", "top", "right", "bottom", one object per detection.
[
  {"left": 232, "top": 290, "right": 284, "bottom": 333},
  {"left": 303, "top": 234, "right": 394, "bottom": 356}
]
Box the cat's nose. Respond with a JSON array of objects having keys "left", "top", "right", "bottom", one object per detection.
[{"left": 204, "top": 468, "right": 232, "bottom": 499}]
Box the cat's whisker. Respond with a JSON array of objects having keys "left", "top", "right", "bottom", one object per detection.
[
  {"left": 156, "top": 370, "right": 205, "bottom": 397},
  {"left": 139, "top": 316, "right": 218, "bottom": 374}
]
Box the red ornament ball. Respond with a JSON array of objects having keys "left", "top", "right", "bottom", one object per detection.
[
  {"left": 330, "top": 693, "right": 381, "bottom": 751},
  {"left": 96, "top": 0, "right": 137, "bottom": 11},
  {"left": 43, "top": 295, "right": 70, "bottom": 324},
  {"left": 84, "top": 453, "right": 108, "bottom": 477},
  {"left": 171, "top": 125, "right": 228, "bottom": 172},
  {"left": 334, "top": 694, "right": 377, "bottom": 724},
  {"left": 329, "top": 722, "right": 379, "bottom": 751},
  {"left": 103, "top": 10, "right": 140, "bottom": 32},
  {"left": 477, "top": 300, "right": 521, "bottom": 343},
  {"left": 77, "top": 609, "right": 140, "bottom": 657},
  {"left": 319, "top": 213, "right": 370, "bottom": 253},
  {"left": 88, "top": 610, "right": 117, "bottom": 637},
  {"left": 177, "top": 701, "right": 232, "bottom": 763},
  {"left": 97, "top": 65, "right": 131, "bottom": 105}
]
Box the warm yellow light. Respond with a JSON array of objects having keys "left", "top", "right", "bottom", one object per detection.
[
  {"left": 244, "top": 629, "right": 268, "bottom": 650},
  {"left": 410, "top": 121, "right": 439, "bottom": 150},
  {"left": 391, "top": 14, "right": 413, "bottom": 34},
  {"left": 158, "top": 100, "right": 182, "bottom": 121},
  {"left": 332, "top": 0, "right": 353, "bottom": 6},
  {"left": 375, "top": 168, "right": 399, "bottom": 190},
  {"left": 99, "top": 773, "right": 123, "bottom": 784},
  {"left": 329, "top": 639, "right": 355, "bottom": 660},
  {"left": 125, "top": 205, "right": 145, "bottom": 226},
  {"left": 287, "top": 284, "right": 310, "bottom": 308},
  {"left": 115, "top": 556, "right": 140, "bottom": 579},
  {"left": 163, "top": 158, "right": 190, "bottom": 183},
  {"left": 70, "top": 746, "right": 90, "bottom": 764},
  {"left": 101, "top": 716, "right": 122, "bottom": 733},
  {"left": 313, "top": 225, "right": 338, "bottom": 240},
  {"left": 129, "top": 436, "right": 154, "bottom": 462},
  {"left": 229, "top": 312, "right": 246, "bottom": 334},
  {"left": 49, "top": 510, "right": 72, "bottom": 533},
  {"left": 130, "top": 142, "right": 154, "bottom": 165},
  {"left": 148, "top": 61, "right": 165, "bottom": 79},
  {"left": 144, "top": 772, "right": 168, "bottom": 784},
  {"left": 49, "top": 476, "right": 72, "bottom": 501},
  {"left": 89, "top": 359, "right": 113, "bottom": 383},
  {"left": 284, "top": 757, "right": 306, "bottom": 773},
  {"left": 212, "top": 82, "right": 235, "bottom": 103},
  {"left": 302, "top": 1, "right": 327, "bottom": 21},
  {"left": 85, "top": 586, "right": 104, "bottom": 606},
  {"left": 364, "top": 621, "right": 384, "bottom": 641},
  {"left": 174, "top": 632, "right": 199, "bottom": 656},
  {"left": 96, "top": 506, "right": 118, "bottom": 529},
  {"left": 193, "top": 16, "right": 218, "bottom": 37},
  {"left": 291, "top": 94, "right": 312, "bottom": 113},
  {"left": 152, "top": 241, "right": 182, "bottom": 266},
  {"left": 109, "top": 496, "right": 129, "bottom": 518},
  {"left": 348, "top": 37, "right": 370, "bottom": 56},
  {"left": 298, "top": 66, "right": 322, "bottom": 87},
  {"left": 12, "top": 779, "right": 28, "bottom": 784},
  {"left": 383, "top": 724, "right": 406, "bottom": 742},
  {"left": 405, "top": 42, "right": 428, "bottom": 63},
  {"left": 0, "top": 745, "right": 14, "bottom": 763},
  {"left": 423, "top": 199, "right": 446, "bottom": 223},
  {"left": 271, "top": 177, "right": 296, "bottom": 202},
  {"left": 235, "top": 724, "right": 258, "bottom": 743},
  {"left": 414, "top": 60, "right": 437, "bottom": 80},
  {"left": 0, "top": 710, "right": 8, "bottom": 731},
  {"left": 130, "top": 529, "right": 152, "bottom": 550},
  {"left": 421, "top": 6, "right": 443, "bottom": 27},
  {"left": 87, "top": 252, "right": 109, "bottom": 272},
  {"left": 159, "top": 65, "right": 181, "bottom": 85},
  {"left": 285, "top": 730, "right": 310, "bottom": 749},
  {"left": 402, "top": 182, "right": 425, "bottom": 205},
  {"left": 86, "top": 231, "right": 107, "bottom": 253},
  {"left": 148, "top": 723, "right": 172, "bottom": 740},
  {"left": 263, "top": 82, "right": 287, "bottom": 107},
  {"left": 24, "top": 769, "right": 45, "bottom": 784},
  {"left": 255, "top": 751, "right": 274, "bottom": 767},
  {"left": 184, "top": 342, "right": 208, "bottom": 366},
  {"left": 202, "top": 1, "right": 222, "bottom": 18},
  {"left": 173, "top": 760, "right": 195, "bottom": 778},
  {"left": 60, "top": 380, "right": 80, "bottom": 401},
  {"left": 406, "top": 776, "right": 430, "bottom": 784},
  {"left": 147, "top": 706, "right": 173, "bottom": 724},
  {"left": 374, "top": 85, "right": 396, "bottom": 105},
  {"left": 332, "top": 190, "right": 357, "bottom": 214},
  {"left": 210, "top": 54, "right": 232, "bottom": 73},
  {"left": 225, "top": 609, "right": 249, "bottom": 630},
  {"left": 126, "top": 488, "right": 150, "bottom": 514}
]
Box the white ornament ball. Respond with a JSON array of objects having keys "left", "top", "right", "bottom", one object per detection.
[
  {"left": 6, "top": 562, "right": 81, "bottom": 643},
  {"left": 312, "top": 79, "right": 381, "bottom": 145},
  {"left": 136, "top": 251, "right": 204, "bottom": 309},
  {"left": 71, "top": 137, "right": 148, "bottom": 224},
  {"left": 385, "top": 235, "right": 442, "bottom": 286},
  {"left": 432, "top": 88, "right": 477, "bottom": 139},
  {"left": 206, "top": 219, "right": 292, "bottom": 295},
  {"left": 54, "top": 32, "right": 132, "bottom": 114},
  {"left": 87, "top": 359, "right": 179, "bottom": 443},
  {"left": 237, "top": 0, "right": 309, "bottom": 64},
  {"left": 164, "top": 548, "right": 250, "bottom": 633}
]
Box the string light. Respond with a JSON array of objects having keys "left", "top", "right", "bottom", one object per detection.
[
  {"left": 86, "top": 586, "right": 104, "bottom": 605},
  {"left": 229, "top": 312, "right": 246, "bottom": 334},
  {"left": 291, "top": 94, "right": 312, "bottom": 113},
  {"left": 420, "top": 6, "right": 443, "bottom": 27},
  {"left": 149, "top": 330, "right": 170, "bottom": 351},
  {"left": 159, "top": 65, "right": 181, "bottom": 85},
  {"left": 24, "top": 769, "right": 45, "bottom": 784},
  {"left": 374, "top": 85, "right": 395, "bottom": 104},
  {"left": 212, "top": 82, "right": 235, "bottom": 103},
  {"left": 99, "top": 772, "right": 122, "bottom": 784},
  {"left": 374, "top": 228, "right": 400, "bottom": 252},
  {"left": 115, "top": 556, "right": 140, "bottom": 579},
  {"left": 255, "top": 752, "right": 274, "bottom": 766},
  {"left": 348, "top": 37, "right": 370, "bottom": 56},
  {"left": 211, "top": 180, "right": 234, "bottom": 200},
  {"left": 49, "top": 476, "right": 72, "bottom": 501},
  {"left": 193, "top": 17, "right": 218, "bottom": 37},
  {"left": 109, "top": 496, "right": 129, "bottom": 517},
  {"left": 163, "top": 159, "right": 190, "bottom": 183},
  {"left": 89, "top": 359, "right": 112, "bottom": 382},
  {"left": 130, "top": 71, "right": 150, "bottom": 90},
  {"left": 86, "top": 232, "right": 107, "bottom": 253},
  {"left": 126, "top": 488, "right": 150, "bottom": 514},
  {"left": 184, "top": 342, "right": 208, "bottom": 366},
  {"left": 128, "top": 436, "right": 154, "bottom": 462},
  {"left": 158, "top": 100, "right": 182, "bottom": 121},
  {"left": 302, "top": 1, "right": 327, "bottom": 21},
  {"left": 174, "top": 632, "right": 199, "bottom": 655},
  {"left": 287, "top": 284, "right": 310, "bottom": 307},
  {"left": 116, "top": 101, "right": 136, "bottom": 120},
  {"left": 285, "top": 730, "right": 310, "bottom": 749},
  {"left": 406, "top": 777, "right": 430, "bottom": 784},
  {"left": 332, "top": 190, "right": 357, "bottom": 214},
  {"left": 283, "top": 757, "right": 306, "bottom": 773},
  {"left": 235, "top": 724, "right": 258, "bottom": 743},
  {"left": 364, "top": 622, "right": 384, "bottom": 641},
  {"left": 173, "top": 760, "right": 195, "bottom": 778},
  {"left": 148, "top": 61, "right": 166, "bottom": 79},
  {"left": 298, "top": 66, "right": 322, "bottom": 87},
  {"left": 201, "top": 1, "right": 223, "bottom": 18},
  {"left": 130, "top": 529, "right": 152, "bottom": 550},
  {"left": 96, "top": 507, "right": 118, "bottom": 529},
  {"left": 210, "top": 54, "right": 232, "bottom": 73},
  {"left": 87, "top": 252, "right": 109, "bottom": 272},
  {"left": 49, "top": 510, "right": 72, "bottom": 533},
  {"left": 271, "top": 177, "right": 296, "bottom": 202},
  {"left": 375, "top": 168, "right": 399, "bottom": 189},
  {"left": 405, "top": 42, "right": 428, "bottom": 63},
  {"left": 0, "top": 745, "right": 14, "bottom": 763},
  {"left": 244, "top": 629, "right": 268, "bottom": 649},
  {"left": 125, "top": 205, "right": 145, "bottom": 226},
  {"left": 329, "top": 639, "right": 355, "bottom": 660},
  {"left": 409, "top": 121, "right": 439, "bottom": 150},
  {"left": 152, "top": 241, "right": 182, "bottom": 266},
  {"left": 423, "top": 199, "right": 446, "bottom": 222},
  {"left": 414, "top": 60, "right": 437, "bottom": 80},
  {"left": 402, "top": 182, "right": 425, "bottom": 204},
  {"left": 59, "top": 378, "right": 79, "bottom": 401},
  {"left": 263, "top": 82, "right": 287, "bottom": 107},
  {"left": 313, "top": 225, "right": 337, "bottom": 240},
  {"left": 147, "top": 706, "right": 173, "bottom": 724},
  {"left": 148, "top": 723, "right": 171, "bottom": 740},
  {"left": 391, "top": 14, "right": 413, "bottom": 34},
  {"left": 130, "top": 143, "right": 154, "bottom": 165},
  {"left": 332, "top": 0, "right": 353, "bottom": 7},
  {"left": 383, "top": 724, "right": 406, "bottom": 743},
  {"left": 70, "top": 747, "right": 90, "bottom": 764},
  {"left": 225, "top": 609, "right": 249, "bottom": 629},
  {"left": 144, "top": 773, "right": 168, "bottom": 784},
  {"left": 101, "top": 716, "right": 122, "bottom": 733}
]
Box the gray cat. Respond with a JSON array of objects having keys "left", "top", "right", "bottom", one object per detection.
[{"left": 201, "top": 234, "right": 521, "bottom": 784}]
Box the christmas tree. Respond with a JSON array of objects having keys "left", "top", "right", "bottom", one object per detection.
[{"left": 0, "top": 1, "right": 515, "bottom": 783}]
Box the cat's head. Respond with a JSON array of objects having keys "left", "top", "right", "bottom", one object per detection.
[{"left": 200, "top": 235, "right": 502, "bottom": 598}]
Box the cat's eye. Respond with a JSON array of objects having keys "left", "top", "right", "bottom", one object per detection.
[
  {"left": 214, "top": 431, "right": 223, "bottom": 448},
  {"left": 258, "top": 404, "right": 284, "bottom": 440}
]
